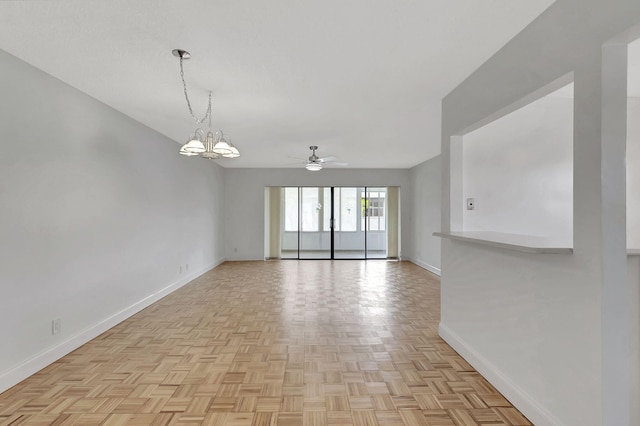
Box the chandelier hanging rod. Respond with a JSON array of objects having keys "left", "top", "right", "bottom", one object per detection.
[{"left": 172, "top": 49, "right": 211, "bottom": 125}]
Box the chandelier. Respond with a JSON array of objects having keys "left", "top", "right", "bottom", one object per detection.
[{"left": 172, "top": 49, "right": 240, "bottom": 159}]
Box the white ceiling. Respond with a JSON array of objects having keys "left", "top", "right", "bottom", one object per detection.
[{"left": 0, "top": 0, "right": 555, "bottom": 168}]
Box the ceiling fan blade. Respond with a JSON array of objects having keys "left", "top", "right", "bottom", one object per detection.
[
  {"left": 326, "top": 162, "right": 349, "bottom": 167},
  {"left": 319, "top": 156, "right": 336, "bottom": 163}
]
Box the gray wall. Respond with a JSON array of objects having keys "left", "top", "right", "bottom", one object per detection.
[
  {"left": 0, "top": 49, "right": 226, "bottom": 392},
  {"left": 407, "top": 157, "right": 441, "bottom": 275},
  {"left": 439, "top": 1, "right": 640, "bottom": 424},
  {"left": 223, "top": 168, "right": 412, "bottom": 260}
]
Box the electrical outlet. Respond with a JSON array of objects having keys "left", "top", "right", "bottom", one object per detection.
[
  {"left": 234, "top": 248, "right": 238, "bottom": 253},
  {"left": 466, "top": 198, "right": 475, "bottom": 210},
  {"left": 186, "top": 263, "right": 189, "bottom": 272},
  {"left": 52, "top": 318, "right": 61, "bottom": 335},
  {"left": 180, "top": 265, "right": 182, "bottom": 274}
]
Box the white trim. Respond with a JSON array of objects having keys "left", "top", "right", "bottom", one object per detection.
[
  {"left": 439, "top": 322, "right": 564, "bottom": 426},
  {"left": 0, "top": 258, "right": 226, "bottom": 394},
  {"left": 405, "top": 257, "right": 441, "bottom": 276}
]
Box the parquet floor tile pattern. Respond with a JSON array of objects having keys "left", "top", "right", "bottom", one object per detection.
[{"left": 0, "top": 261, "right": 531, "bottom": 426}]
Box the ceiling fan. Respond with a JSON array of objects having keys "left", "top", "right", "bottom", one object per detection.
[{"left": 304, "top": 146, "right": 347, "bottom": 171}]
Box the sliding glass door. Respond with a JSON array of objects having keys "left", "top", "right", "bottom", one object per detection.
[
  {"left": 333, "top": 187, "right": 366, "bottom": 259},
  {"left": 279, "top": 186, "right": 393, "bottom": 260},
  {"left": 281, "top": 187, "right": 299, "bottom": 259},
  {"left": 299, "top": 187, "right": 331, "bottom": 259},
  {"left": 364, "top": 187, "right": 387, "bottom": 259}
]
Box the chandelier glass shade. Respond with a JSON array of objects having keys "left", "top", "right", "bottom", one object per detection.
[
  {"left": 180, "top": 129, "right": 206, "bottom": 154},
  {"left": 212, "top": 135, "right": 232, "bottom": 155},
  {"left": 225, "top": 143, "right": 240, "bottom": 158},
  {"left": 179, "top": 145, "right": 200, "bottom": 156}
]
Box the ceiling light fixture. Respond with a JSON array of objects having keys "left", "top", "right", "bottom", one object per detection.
[
  {"left": 305, "top": 146, "right": 323, "bottom": 171},
  {"left": 172, "top": 49, "right": 240, "bottom": 160}
]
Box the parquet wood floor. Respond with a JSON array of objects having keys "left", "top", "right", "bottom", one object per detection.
[{"left": 0, "top": 261, "right": 531, "bottom": 426}]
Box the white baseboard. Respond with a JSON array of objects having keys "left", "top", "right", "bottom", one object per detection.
[
  {"left": 405, "top": 257, "right": 441, "bottom": 276},
  {"left": 439, "top": 323, "right": 563, "bottom": 426},
  {"left": 225, "top": 256, "right": 263, "bottom": 261},
  {"left": 0, "top": 258, "right": 225, "bottom": 394}
]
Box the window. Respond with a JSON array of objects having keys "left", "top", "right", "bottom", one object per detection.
[
  {"left": 284, "top": 187, "right": 298, "bottom": 231},
  {"left": 286, "top": 187, "right": 386, "bottom": 233},
  {"left": 361, "top": 190, "right": 386, "bottom": 231},
  {"left": 323, "top": 189, "right": 332, "bottom": 231},
  {"left": 339, "top": 187, "right": 358, "bottom": 231},
  {"left": 301, "top": 187, "right": 320, "bottom": 231}
]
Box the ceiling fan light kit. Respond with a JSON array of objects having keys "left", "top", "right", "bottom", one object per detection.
[
  {"left": 173, "top": 49, "right": 240, "bottom": 160},
  {"left": 305, "top": 162, "right": 323, "bottom": 171}
]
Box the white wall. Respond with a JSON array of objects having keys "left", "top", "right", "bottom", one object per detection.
[
  {"left": 440, "top": 1, "right": 640, "bottom": 425},
  {"left": 463, "top": 93, "right": 573, "bottom": 242},
  {"left": 223, "top": 168, "right": 411, "bottom": 260},
  {"left": 408, "top": 156, "right": 441, "bottom": 275},
  {"left": 628, "top": 97, "right": 640, "bottom": 248},
  {"left": 460, "top": 91, "right": 640, "bottom": 248},
  {"left": 627, "top": 254, "right": 640, "bottom": 426},
  {"left": 0, "top": 50, "right": 226, "bottom": 392},
  {"left": 628, "top": 100, "right": 640, "bottom": 425},
  {"left": 460, "top": 92, "right": 640, "bottom": 247}
]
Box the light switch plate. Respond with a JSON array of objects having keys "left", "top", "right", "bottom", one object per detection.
[{"left": 466, "top": 198, "right": 475, "bottom": 210}]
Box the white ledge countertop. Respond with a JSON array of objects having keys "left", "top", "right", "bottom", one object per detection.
[
  {"left": 433, "top": 231, "right": 574, "bottom": 255},
  {"left": 629, "top": 249, "right": 640, "bottom": 256}
]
